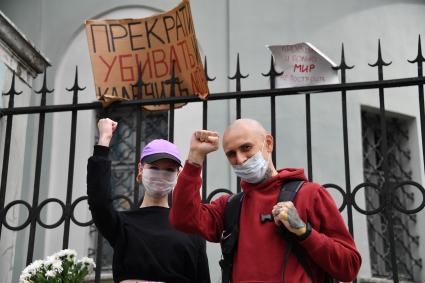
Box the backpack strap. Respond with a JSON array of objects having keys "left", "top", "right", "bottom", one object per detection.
[
  {"left": 276, "top": 180, "right": 304, "bottom": 237},
  {"left": 278, "top": 179, "right": 304, "bottom": 202},
  {"left": 219, "top": 192, "right": 244, "bottom": 283},
  {"left": 278, "top": 180, "right": 315, "bottom": 283},
  {"left": 220, "top": 180, "right": 316, "bottom": 283}
]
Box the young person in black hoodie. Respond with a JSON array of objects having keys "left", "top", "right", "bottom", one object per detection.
[{"left": 87, "top": 118, "right": 210, "bottom": 283}]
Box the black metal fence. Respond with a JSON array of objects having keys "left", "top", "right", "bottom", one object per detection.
[{"left": 1, "top": 38, "right": 425, "bottom": 283}]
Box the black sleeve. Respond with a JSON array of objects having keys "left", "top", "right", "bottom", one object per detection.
[
  {"left": 196, "top": 236, "right": 211, "bottom": 283},
  {"left": 86, "top": 145, "right": 120, "bottom": 246}
]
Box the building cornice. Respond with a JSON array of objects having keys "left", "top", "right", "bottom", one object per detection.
[{"left": 0, "top": 10, "right": 51, "bottom": 82}]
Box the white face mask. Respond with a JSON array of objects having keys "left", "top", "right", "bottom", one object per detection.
[
  {"left": 142, "top": 168, "right": 177, "bottom": 199},
  {"left": 231, "top": 140, "right": 269, "bottom": 184}
]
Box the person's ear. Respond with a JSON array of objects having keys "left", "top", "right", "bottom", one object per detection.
[
  {"left": 266, "top": 134, "right": 274, "bottom": 153},
  {"left": 136, "top": 162, "right": 143, "bottom": 184}
]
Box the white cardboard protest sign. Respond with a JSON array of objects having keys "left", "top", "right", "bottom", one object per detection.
[{"left": 267, "top": 42, "right": 339, "bottom": 88}]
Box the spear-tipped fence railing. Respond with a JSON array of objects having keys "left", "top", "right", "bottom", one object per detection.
[{"left": 1, "top": 38, "right": 425, "bottom": 283}]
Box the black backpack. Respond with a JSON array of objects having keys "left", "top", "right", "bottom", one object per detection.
[{"left": 219, "top": 180, "right": 339, "bottom": 283}]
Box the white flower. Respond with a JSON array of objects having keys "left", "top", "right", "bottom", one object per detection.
[
  {"left": 53, "top": 249, "right": 77, "bottom": 261},
  {"left": 79, "top": 256, "right": 95, "bottom": 267},
  {"left": 19, "top": 259, "right": 44, "bottom": 283},
  {"left": 46, "top": 270, "right": 56, "bottom": 278},
  {"left": 44, "top": 257, "right": 55, "bottom": 266},
  {"left": 79, "top": 256, "right": 96, "bottom": 272},
  {"left": 21, "top": 259, "right": 44, "bottom": 276},
  {"left": 20, "top": 249, "right": 94, "bottom": 281},
  {"left": 19, "top": 272, "right": 30, "bottom": 283},
  {"left": 52, "top": 260, "right": 63, "bottom": 272}
]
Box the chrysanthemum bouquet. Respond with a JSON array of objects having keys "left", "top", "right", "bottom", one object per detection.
[{"left": 19, "top": 249, "right": 95, "bottom": 283}]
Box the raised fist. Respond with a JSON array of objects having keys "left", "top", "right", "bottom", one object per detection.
[
  {"left": 97, "top": 118, "right": 118, "bottom": 147},
  {"left": 188, "top": 130, "right": 220, "bottom": 165}
]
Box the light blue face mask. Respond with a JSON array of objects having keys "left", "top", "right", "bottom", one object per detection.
[{"left": 231, "top": 140, "right": 269, "bottom": 184}]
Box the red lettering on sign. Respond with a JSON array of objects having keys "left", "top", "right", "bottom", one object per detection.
[
  {"left": 169, "top": 45, "right": 182, "bottom": 74},
  {"left": 119, "top": 54, "right": 134, "bottom": 81},
  {"left": 152, "top": 49, "right": 168, "bottom": 78},
  {"left": 177, "top": 40, "right": 189, "bottom": 69},
  {"left": 135, "top": 53, "right": 153, "bottom": 80},
  {"left": 99, "top": 55, "right": 117, "bottom": 82},
  {"left": 293, "top": 64, "right": 316, "bottom": 73}
]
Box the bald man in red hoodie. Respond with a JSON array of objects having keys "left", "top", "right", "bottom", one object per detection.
[{"left": 170, "top": 118, "right": 361, "bottom": 283}]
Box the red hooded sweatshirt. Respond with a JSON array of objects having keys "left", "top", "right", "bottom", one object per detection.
[{"left": 170, "top": 162, "right": 361, "bottom": 283}]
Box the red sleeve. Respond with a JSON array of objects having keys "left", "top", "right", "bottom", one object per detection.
[
  {"left": 169, "top": 161, "right": 229, "bottom": 243},
  {"left": 298, "top": 185, "right": 362, "bottom": 282}
]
